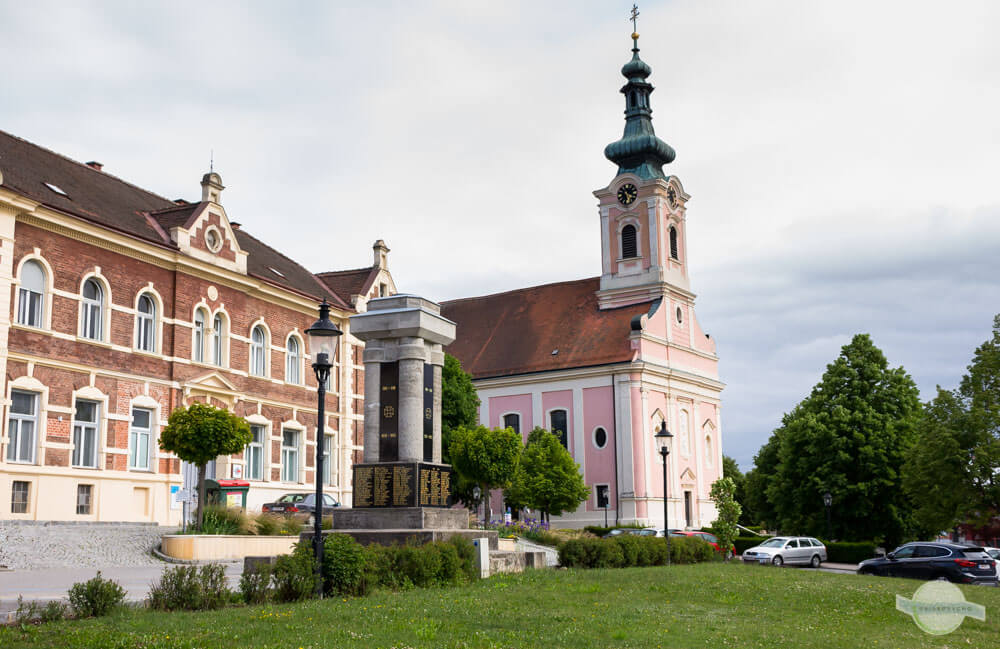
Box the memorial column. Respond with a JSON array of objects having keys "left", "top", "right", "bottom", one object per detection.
[
  {"left": 431, "top": 343, "right": 444, "bottom": 463},
  {"left": 362, "top": 343, "right": 383, "bottom": 463},
  {"left": 397, "top": 337, "right": 425, "bottom": 462}
]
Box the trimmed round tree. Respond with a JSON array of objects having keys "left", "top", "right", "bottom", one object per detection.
[
  {"left": 448, "top": 424, "right": 521, "bottom": 523},
  {"left": 507, "top": 428, "right": 589, "bottom": 524},
  {"left": 159, "top": 402, "right": 252, "bottom": 529},
  {"left": 710, "top": 476, "right": 742, "bottom": 560}
]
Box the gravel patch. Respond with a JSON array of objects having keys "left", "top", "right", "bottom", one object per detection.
[{"left": 0, "top": 522, "right": 179, "bottom": 569}]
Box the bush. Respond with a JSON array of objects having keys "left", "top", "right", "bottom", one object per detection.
[
  {"left": 823, "top": 541, "right": 878, "bottom": 564},
  {"left": 239, "top": 562, "right": 273, "bottom": 605},
  {"left": 68, "top": 571, "right": 126, "bottom": 618},
  {"left": 253, "top": 513, "right": 284, "bottom": 536},
  {"left": 396, "top": 543, "right": 443, "bottom": 588},
  {"left": 558, "top": 537, "right": 624, "bottom": 568},
  {"left": 670, "top": 536, "right": 714, "bottom": 564},
  {"left": 734, "top": 536, "right": 768, "bottom": 555},
  {"left": 322, "top": 534, "right": 368, "bottom": 596},
  {"left": 445, "top": 535, "right": 480, "bottom": 583},
  {"left": 40, "top": 600, "right": 68, "bottom": 623},
  {"left": 272, "top": 545, "right": 317, "bottom": 602},
  {"left": 148, "top": 564, "right": 230, "bottom": 611}
]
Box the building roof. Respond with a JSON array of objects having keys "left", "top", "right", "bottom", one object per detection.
[
  {"left": 316, "top": 266, "right": 379, "bottom": 302},
  {"left": 441, "top": 277, "right": 654, "bottom": 379},
  {"left": 0, "top": 128, "right": 361, "bottom": 307}
]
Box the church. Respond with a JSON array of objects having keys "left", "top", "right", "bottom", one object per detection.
[{"left": 442, "top": 29, "right": 725, "bottom": 529}]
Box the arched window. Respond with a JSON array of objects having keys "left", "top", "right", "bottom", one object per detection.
[
  {"left": 549, "top": 409, "right": 568, "bottom": 448},
  {"left": 286, "top": 336, "right": 301, "bottom": 384},
  {"left": 669, "top": 226, "right": 679, "bottom": 260},
  {"left": 136, "top": 294, "right": 156, "bottom": 352},
  {"left": 193, "top": 308, "right": 207, "bottom": 363},
  {"left": 502, "top": 413, "right": 520, "bottom": 434},
  {"left": 81, "top": 279, "right": 104, "bottom": 340},
  {"left": 621, "top": 224, "right": 638, "bottom": 259},
  {"left": 17, "top": 260, "right": 45, "bottom": 327},
  {"left": 705, "top": 434, "right": 714, "bottom": 468},
  {"left": 250, "top": 325, "right": 267, "bottom": 377},
  {"left": 679, "top": 410, "right": 690, "bottom": 456},
  {"left": 212, "top": 314, "right": 225, "bottom": 366}
]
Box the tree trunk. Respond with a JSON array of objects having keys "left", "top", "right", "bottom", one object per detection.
[{"left": 197, "top": 463, "right": 207, "bottom": 530}]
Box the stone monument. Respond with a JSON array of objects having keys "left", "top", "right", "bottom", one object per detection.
[{"left": 321, "top": 295, "right": 496, "bottom": 548}]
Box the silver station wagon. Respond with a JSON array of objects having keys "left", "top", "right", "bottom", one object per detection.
[{"left": 741, "top": 536, "right": 828, "bottom": 567}]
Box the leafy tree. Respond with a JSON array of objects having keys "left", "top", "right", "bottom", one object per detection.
[
  {"left": 159, "top": 402, "right": 251, "bottom": 529},
  {"left": 505, "top": 428, "right": 590, "bottom": 523},
  {"left": 904, "top": 315, "right": 1000, "bottom": 534},
  {"left": 722, "top": 455, "right": 747, "bottom": 523},
  {"left": 448, "top": 425, "right": 521, "bottom": 522},
  {"left": 440, "top": 354, "right": 480, "bottom": 506},
  {"left": 743, "top": 433, "right": 782, "bottom": 529},
  {"left": 709, "top": 477, "right": 741, "bottom": 559},
  {"left": 766, "top": 334, "right": 921, "bottom": 546}
]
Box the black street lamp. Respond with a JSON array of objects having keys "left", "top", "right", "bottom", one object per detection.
[
  {"left": 472, "top": 485, "right": 482, "bottom": 526},
  {"left": 305, "top": 299, "right": 342, "bottom": 598},
  {"left": 823, "top": 491, "right": 833, "bottom": 541},
  {"left": 654, "top": 422, "right": 674, "bottom": 566}
]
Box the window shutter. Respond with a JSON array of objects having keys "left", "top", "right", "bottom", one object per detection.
[{"left": 622, "top": 225, "right": 637, "bottom": 259}]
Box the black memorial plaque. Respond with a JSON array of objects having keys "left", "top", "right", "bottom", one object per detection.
[
  {"left": 352, "top": 462, "right": 452, "bottom": 508},
  {"left": 379, "top": 361, "right": 399, "bottom": 461},
  {"left": 423, "top": 363, "right": 434, "bottom": 462}
]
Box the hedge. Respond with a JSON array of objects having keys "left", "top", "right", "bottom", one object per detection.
[
  {"left": 559, "top": 535, "right": 713, "bottom": 568},
  {"left": 822, "top": 541, "right": 878, "bottom": 564}
]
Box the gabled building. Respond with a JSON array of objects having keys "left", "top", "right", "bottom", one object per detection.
[
  {"left": 0, "top": 130, "right": 395, "bottom": 522},
  {"left": 442, "top": 32, "right": 725, "bottom": 529}
]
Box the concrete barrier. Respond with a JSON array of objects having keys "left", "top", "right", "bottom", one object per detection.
[{"left": 160, "top": 534, "right": 297, "bottom": 561}]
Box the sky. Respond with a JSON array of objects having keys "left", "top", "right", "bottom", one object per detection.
[{"left": 2, "top": 0, "right": 998, "bottom": 469}]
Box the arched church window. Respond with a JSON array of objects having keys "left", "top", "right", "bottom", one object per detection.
[
  {"left": 621, "top": 225, "right": 638, "bottom": 259},
  {"left": 669, "top": 226, "right": 679, "bottom": 260}
]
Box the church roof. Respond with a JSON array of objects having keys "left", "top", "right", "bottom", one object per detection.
[
  {"left": 0, "top": 128, "right": 359, "bottom": 307},
  {"left": 441, "top": 277, "right": 653, "bottom": 380}
]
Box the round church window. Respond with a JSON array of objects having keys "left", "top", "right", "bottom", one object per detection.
[{"left": 593, "top": 427, "right": 608, "bottom": 449}]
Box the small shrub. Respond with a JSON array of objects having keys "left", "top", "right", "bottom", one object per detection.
[
  {"left": 14, "top": 596, "right": 41, "bottom": 625},
  {"left": 364, "top": 543, "right": 408, "bottom": 590},
  {"left": 148, "top": 564, "right": 230, "bottom": 611},
  {"left": 197, "top": 506, "right": 245, "bottom": 535},
  {"left": 282, "top": 517, "right": 304, "bottom": 536},
  {"left": 446, "top": 535, "right": 479, "bottom": 583},
  {"left": 239, "top": 562, "right": 273, "bottom": 605},
  {"left": 273, "top": 545, "right": 317, "bottom": 602},
  {"left": 396, "top": 543, "right": 442, "bottom": 588},
  {"left": 322, "top": 534, "right": 368, "bottom": 596},
  {"left": 613, "top": 535, "right": 641, "bottom": 567},
  {"left": 558, "top": 537, "right": 624, "bottom": 568},
  {"left": 40, "top": 600, "right": 68, "bottom": 623},
  {"left": 253, "top": 513, "right": 284, "bottom": 536},
  {"left": 669, "top": 536, "right": 713, "bottom": 564},
  {"left": 68, "top": 571, "right": 126, "bottom": 618}
]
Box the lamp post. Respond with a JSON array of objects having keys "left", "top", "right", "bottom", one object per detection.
[
  {"left": 472, "top": 486, "right": 482, "bottom": 526},
  {"left": 654, "top": 422, "right": 674, "bottom": 566},
  {"left": 306, "top": 299, "right": 343, "bottom": 598},
  {"left": 823, "top": 491, "right": 833, "bottom": 541}
]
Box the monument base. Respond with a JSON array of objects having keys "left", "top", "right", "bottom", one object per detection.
[{"left": 301, "top": 506, "right": 499, "bottom": 550}]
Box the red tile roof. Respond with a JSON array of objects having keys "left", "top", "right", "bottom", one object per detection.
[
  {"left": 0, "top": 128, "right": 358, "bottom": 308},
  {"left": 317, "top": 266, "right": 379, "bottom": 302},
  {"left": 441, "top": 277, "right": 653, "bottom": 379}
]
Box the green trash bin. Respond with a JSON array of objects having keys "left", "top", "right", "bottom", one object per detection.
[{"left": 204, "top": 479, "right": 250, "bottom": 510}]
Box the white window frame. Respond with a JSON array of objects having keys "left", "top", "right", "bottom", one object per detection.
[
  {"left": 193, "top": 308, "right": 207, "bottom": 363},
  {"left": 72, "top": 399, "right": 100, "bottom": 468},
  {"left": 7, "top": 390, "right": 39, "bottom": 464},
  {"left": 548, "top": 408, "right": 569, "bottom": 449},
  {"left": 286, "top": 336, "right": 302, "bottom": 384},
  {"left": 129, "top": 407, "right": 153, "bottom": 471},
  {"left": 322, "top": 434, "right": 334, "bottom": 486},
  {"left": 250, "top": 325, "right": 267, "bottom": 377},
  {"left": 281, "top": 428, "right": 299, "bottom": 482},
  {"left": 16, "top": 259, "right": 45, "bottom": 328},
  {"left": 81, "top": 278, "right": 105, "bottom": 341},
  {"left": 135, "top": 293, "right": 157, "bottom": 352},
  {"left": 246, "top": 424, "right": 265, "bottom": 481},
  {"left": 592, "top": 426, "right": 609, "bottom": 450},
  {"left": 212, "top": 313, "right": 227, "bottom": 366},
  {"left": 11, "top": 480, "right": 31, "bottom": 514}
]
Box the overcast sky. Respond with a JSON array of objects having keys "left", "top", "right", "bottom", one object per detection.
[{"left": 3, "top": 1, "right": 998, "bottom": 469}]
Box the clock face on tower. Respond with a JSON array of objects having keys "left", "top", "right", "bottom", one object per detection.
[
  {"left": 667, "top": 186, "right": 678, "bottom": 207},
  {"left": 617, "top": 183, "right": 638, "bottom": 206}
]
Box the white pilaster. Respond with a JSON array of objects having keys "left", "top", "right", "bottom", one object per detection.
[
  {"left": 572, "top": 386, "right": 585, "bottom": 476},
  {"left": 646, "top": 198, "right": 658, "bottom": 270},
  {"left": 600, "top": 206, "right": 611, "bottom": 276}
]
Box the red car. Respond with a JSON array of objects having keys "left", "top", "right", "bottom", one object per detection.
[{"left": 671, "top": 530, "right": 732, "bottom": 554}]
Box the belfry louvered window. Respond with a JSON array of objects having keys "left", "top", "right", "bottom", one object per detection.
[
  {"left": 669, "top": 226, "right": 679, "bottom": 260},
  {"left": 621, "top": 224, "right": 638, "bottom": 259}
]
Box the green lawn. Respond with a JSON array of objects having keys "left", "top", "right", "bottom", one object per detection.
[{"left": 2, "top": 563, "right": 997, "bottom": 648}]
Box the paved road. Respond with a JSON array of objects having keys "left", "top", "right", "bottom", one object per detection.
[{"left": 0, "top": 563, "right": 243, "bottom": 620}]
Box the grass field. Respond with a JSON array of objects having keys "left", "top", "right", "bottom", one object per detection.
[{"left": 1, "top": 563, "right": 997, "bottom": 648}]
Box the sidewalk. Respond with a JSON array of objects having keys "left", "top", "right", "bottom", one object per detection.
[{"left": 0, "top": 563, "right": 243, "bottom": 619}]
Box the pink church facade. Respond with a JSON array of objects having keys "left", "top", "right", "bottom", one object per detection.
[{"left": 442, "top": 33, "right": 724, "bottom": 529}]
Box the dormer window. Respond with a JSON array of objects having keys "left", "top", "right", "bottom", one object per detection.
[{"left": 621, "top": 224, "right": 638, "bottom": 259}]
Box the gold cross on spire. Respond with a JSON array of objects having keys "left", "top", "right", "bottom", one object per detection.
[{"left": 630, "top": 4, "right": 640, "bottom": 34}]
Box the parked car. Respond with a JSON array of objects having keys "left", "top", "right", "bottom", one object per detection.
[
  {"left": 741, "top": 536, "right": 827, "bottom": 567},
  {"left": 261, "top": 492, "right": 340, "bottom": 525},
  {"left": 857, "top": 542, "right": 997, "bottom": 585},
  {"left": 984, "top": 547, "right": 1000, "bottom": 561}
]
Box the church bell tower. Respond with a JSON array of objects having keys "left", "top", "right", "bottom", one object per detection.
[{"left": 595, "top": 24, "right": 692, "bottom": 310}]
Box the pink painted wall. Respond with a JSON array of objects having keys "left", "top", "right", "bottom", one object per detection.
[
  {"left": 488, "top": 394, "right": 533, "bottom": 441},
  {"left": 582, "top": 386, "right": 615, "bottom": 511},
  {"left": 629, "top": 382, "right": 647, "bottom": 500},
  {"left": 541, "top": 390, "right": 574, "bottom": 456}
]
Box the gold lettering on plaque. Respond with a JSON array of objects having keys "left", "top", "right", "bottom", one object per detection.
[
  {"left": 439, "top": 471, "right": 451, "bottom": 504},
  {"left": 355, "top": 466, "right": 373, "bottom": 507},
  {"left": 392, "top": 466, "right": 412, "bottom": 506},
  {"left": 429, "top": 470, "right": 441, "bottom": 506},
  {"left": 419, "top": 469, "right": 431, "bottom": 506},
  {"left": 373, "top": 466, "right": 391, "bottom": 506}
]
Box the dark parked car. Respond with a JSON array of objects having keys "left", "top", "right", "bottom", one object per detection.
[
  {"left": 261, "top": 493, "right": 340, "bottom": 525},
  {"left": 857, "top": 542, "right": 997, "bottom": 586}
]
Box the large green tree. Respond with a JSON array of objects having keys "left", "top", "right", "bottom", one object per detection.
[
  {"left": 766, "top": 334, "right": 922, "bottom": 546},
  {"left": 722, "top": 455, "right": 747, "bottom": 524},
  {"left": 743, "top": 432, "right": 782, "bottom": 529},
  {"left": 904, "top": 315, "right": 1000, "bottom": 534},
  {"left": 505, "top": 428, "right": 590, "bottom": 523},
  {"left": 440, "top": 354, "right": 480, "bottom": 506},
  {"left": 448, "top": 424, "right": 521, "bottom": 522},
  {"left": 159, "top": 402, "right": 251, "bottom": 529}
]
